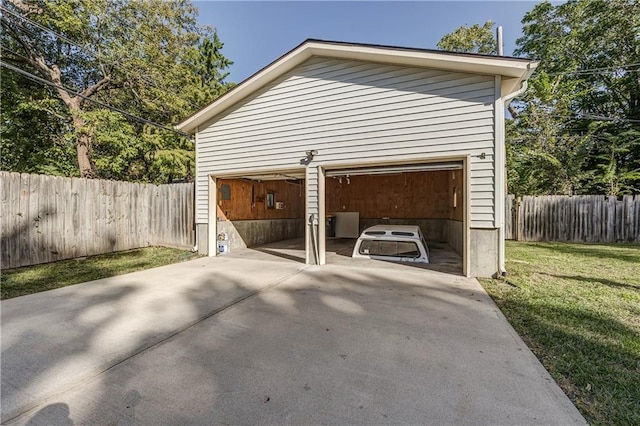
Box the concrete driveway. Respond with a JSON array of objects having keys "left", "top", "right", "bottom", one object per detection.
[{"left": 1, "top": 247, "right": 585, "bottom": 425}]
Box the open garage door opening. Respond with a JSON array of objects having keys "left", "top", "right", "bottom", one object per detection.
[
  {"left": 323, "top": 162, "right": 465, "bottom": 274},
  {"left": 211, "top": 171, "right": 306, "bottom": 260}
]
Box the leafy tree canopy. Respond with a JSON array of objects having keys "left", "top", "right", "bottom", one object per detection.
[
  {"left": 438, "top": 0, "right": 640, "bottom": 195},
  {"left": 437, "top": 21, "right": 497, "bottom": 55},
  {"left": 1, "top": 0, "right": 233, "bottom": 183},
  {"left": 512, "top": 0, "right": 640, "bottom": 195}
]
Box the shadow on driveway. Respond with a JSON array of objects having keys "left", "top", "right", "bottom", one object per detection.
[{"left": 3, "top": 249, "right": 585, "bottom": 425}]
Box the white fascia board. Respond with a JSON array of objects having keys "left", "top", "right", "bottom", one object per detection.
[
  {"left": 307, "top": 43, "right": 535, "bottom": 79},
  {"left": 177, "top": 40, "right": 538, "bottom": 134}
]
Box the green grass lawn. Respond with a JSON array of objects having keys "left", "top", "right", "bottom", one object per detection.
[
  {"left": 1, "top": 247, "right": 199, "bottom": 300},
  {"left": 480, "top": 241, "right": 640, "bottom": 426}
]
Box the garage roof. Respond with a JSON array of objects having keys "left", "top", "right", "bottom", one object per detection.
[{"left": 177, "top": 39, "right": 538, "bottom": 135}]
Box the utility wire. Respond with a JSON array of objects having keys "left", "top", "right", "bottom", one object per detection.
[
  {"left": 514, "top": 110, "right": 640, "bottom": 124},
  {"left": 511, "top": 106, "right": 640, "bottom": 124},
  {"left": 546, "top": 63, "right": 640, "bottom": 76},
  {"left": 0, "top": 5, "right": 204, "bottom": 110},
  {"left": 508, "top": 134, "right": 622, "bottom": 143},
  {"left": 581, "top": 114, "right": 640, "bottom": 123},
  {"left": 0, "top": 6, "right": 90, "bottom": 51},
  {"left": 1, "top": 61, "right": 190, "bottom": 137},
  {"left": 1, "top": 45, "right": 88, "bottom": 93},
  {"left": 545, "top": 113, "right": 640, "bottom": 124}
]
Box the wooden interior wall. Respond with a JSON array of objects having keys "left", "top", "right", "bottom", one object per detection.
[
  {"left": 326, "top": 170, "right": 464, "bottom": 221},
  {"left": 217, "top": 179, "right": 305, "bottom": 220}
]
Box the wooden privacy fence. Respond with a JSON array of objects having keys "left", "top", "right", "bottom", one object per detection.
[
  {"left": 506, "top": 194, "right": 640, "bottom": 243},
  {"left": 1, "top": 172, "right": 194, "bottom": 269}
]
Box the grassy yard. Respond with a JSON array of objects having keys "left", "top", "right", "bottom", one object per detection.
[
  {"left": 481, "top": 241, "right": 639, "bottom": 425},
  {"left": 1, "top": 247, "right": 199, "bottom": 300}
]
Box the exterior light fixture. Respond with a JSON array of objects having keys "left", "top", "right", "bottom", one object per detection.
[{"left": 300, "top": 150, "right": 318, "bottom": 165}]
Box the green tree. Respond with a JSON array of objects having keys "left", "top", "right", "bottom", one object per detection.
[
  {"left": 437, "top": 21, "right": 497, "bottom": 55},
  {"left": 437, "top": 2, "right": 640, "bottom": 195},
  {"left": 0, "top": 67, "right": 77, "bottom": 176},
  {"left": 511, "top": 0, "right": 640, "bottom": 195},
  {"left": 1, "top": 0, "right": 232, "bottom": 182}
]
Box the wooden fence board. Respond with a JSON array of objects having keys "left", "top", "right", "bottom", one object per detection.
[
  {"left": 109, "top": 181, "right": 117, "bottom": 251},
  {"left": 28, "top": 174, "right": 41, "bottom": 266},
  {"left": 113, "top": 182, "right": 123, "bottom": 251},
  {"left": 62, "top": 176, "right": 73, "bottom": 263},
  {"left": 1, "top": 174, "right": 12, "bottom": 268},
  {"left": 505, "top": 194, "right": 640, "bottom": 244},
  {"left": 41, "top": 175, "right": 51, "bottom": 264},
  {"left": 1, "top": 174, "right": 10, "bottom": 267},
  {"left": 50, "top": 176, "right": 62, "bottom": 260},
  {"left": 505, "top": 194, "right": 514, "bottom": 240},
  {"left": 1, "top": 172, "right": 195, "bottom": 268}
]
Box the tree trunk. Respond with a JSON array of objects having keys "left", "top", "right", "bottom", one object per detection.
[
  {"left": 76, "top": 133, "right": 95, "bottom": 178},
  {"left": 71, "top": 111, "right": 96, "bottom": 178},
  {"left": 44, "top": 65, "right": 106, "bottom": 178}
]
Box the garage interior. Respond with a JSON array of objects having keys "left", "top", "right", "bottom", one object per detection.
[
  {"left": 215, "top": 163, "right": 464, "bottom": 274},
  {"left": 215, "top": 175, "right": 306, "bottom": 251},
  {"left": 323, "top": 164, "right": 463, "bottom": 273}
]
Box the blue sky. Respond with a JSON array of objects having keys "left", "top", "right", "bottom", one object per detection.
[{"left": 195, "top": 1, "right": 542, "bottom": 83}]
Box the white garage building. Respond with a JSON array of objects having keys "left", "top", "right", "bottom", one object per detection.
[{"left": 177, "top": 39, "right": 537, "bottom": 277}]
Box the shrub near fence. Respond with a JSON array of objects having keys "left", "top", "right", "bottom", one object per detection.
[
  {"left": 506, "top": 195, "right": 640, "bottom": 243},
  {"left": 1, "top": 172, "right": 194, "bottom": 269}
]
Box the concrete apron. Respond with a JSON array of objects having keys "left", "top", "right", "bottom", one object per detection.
[
  {"left": 2, "top": 252, "right": 585, "bottom": 425},
  {"left": 1, "top": 252, "right": 305, "bottom": 424}
]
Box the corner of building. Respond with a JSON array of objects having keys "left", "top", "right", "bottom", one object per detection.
[{"left": 469, "top": 228, "right": 499, "bottom": 278}]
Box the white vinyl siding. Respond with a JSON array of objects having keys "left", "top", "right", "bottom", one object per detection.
[
  {"left": 197, "top": 57, "right": 496, "bottom": 227},
  {"left": 306, "top": 166, "right": 319, "bottom": 218}
]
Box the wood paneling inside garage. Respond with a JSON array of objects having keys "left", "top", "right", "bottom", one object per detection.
[
  {"left": 325, "top": 170, "right": 463, "bottom": 221},
  {"left": 217, "top": 179, "right": 304, "bottom": 220}
]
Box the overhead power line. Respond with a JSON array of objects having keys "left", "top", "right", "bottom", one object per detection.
[
  {"left": 545, "top": 113, "right": 640, "bottom": 124},
  {"left": 0, "top": 5, "right": 89, "bottom": 50},
  {"left": 581, "top": 114, "right": 640, "bottom": 123},
  {"left": 546, "top": 63, "right": 640, "bottom": 76},
  {"left": 1, "top": 61, "right": 190, "bottom": 137}
]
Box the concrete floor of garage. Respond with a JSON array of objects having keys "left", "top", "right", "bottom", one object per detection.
[{"left": 253, "top": 238, "right": 463, "bottom": 274}]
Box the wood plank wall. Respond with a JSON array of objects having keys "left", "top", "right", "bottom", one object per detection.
[
  {"left": 217, "top": 178, "right": 305, "bottom": 220},
  {"left": 1, "top": 172, "right": 195, "bottom": 269},
  {"left": 325, "top": 170, "right": 463, "bottom": 221}
]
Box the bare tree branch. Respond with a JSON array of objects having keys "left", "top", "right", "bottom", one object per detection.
[
  {"left": 38, "top": 104, "right": 71, "bottom": 121},
  {"left": 38, "top": 63, "right": 77, "bottom": 108},
  {"left": 1, "top": 18, "right": 39, "bottom": 68},
  {"left": 96, "top": 44, "right": 108, "bottom": 78},
  {"left": 79, "top": 75, "right": 111, "bottom": 100},
  {"left": 5, "top": 0, "right": 42, "bottom": 15}
]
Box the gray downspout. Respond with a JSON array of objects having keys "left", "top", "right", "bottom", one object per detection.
[{"left": 499, "top": 78, "right": 530, "bottom": 275}]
